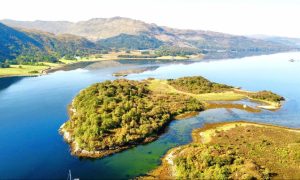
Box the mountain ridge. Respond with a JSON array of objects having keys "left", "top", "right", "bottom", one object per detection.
[
  {"left": 0, "top": 17, "right": 298, "bottom": 63},
  {"left": 1, "top": 17, "right": 294, "bottom": 51}
]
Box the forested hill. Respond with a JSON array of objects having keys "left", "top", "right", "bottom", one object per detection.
[
  {"left": 1, "top": 17, "right": 296, "bottom": 54},
  {"left": 0, "top": 22, "right": 45, "bottom": 61},
  {"left": 0, "top": 22, "right": 103, "bottom": 63}
]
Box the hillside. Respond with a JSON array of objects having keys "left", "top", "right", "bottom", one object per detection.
[
  {"left": 1, "top": 17, "right": 294, "bottom": 52},
  {"left": 0, "top": 22, "right": 102, "bottom": 63},
  {"left": 98, "top": 33, "right": 163, "bottom": 50},
  {"left": 0, "top": 23, "right": 45, "bottom": 61},
  {"left": 249, "top": 35, "right": 300, "bottom": 48}
]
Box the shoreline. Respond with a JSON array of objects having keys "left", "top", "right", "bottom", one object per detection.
[
  {"left": 144, "top": 121, "right": 300, "bottom": 179},
  {"left": 59, "top": 108, "right": 203, "bottom": 158},
  {"left": 233, "top": 88, "right": 283, "bottom": 111},
  {"left": 0, "top": 56, "right": 200, "bottom": 79},
  {"left": 1, "top": 50, "right": 298, "bottom": 79},
  {"left": 59, "top": 122, "right": 159, "bottom": 158},
  {"left": 60, "top": 99, "right": 282, "bottom": 159},
  {"left": 59, "top": 78, "right": 284, "bottom": 159}
]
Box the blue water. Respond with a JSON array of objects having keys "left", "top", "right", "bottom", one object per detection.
[{"left": 0, "top": 52, "right": 300, "bottom": 179}]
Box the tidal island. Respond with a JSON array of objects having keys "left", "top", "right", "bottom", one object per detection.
[{"left": 59, "top": 76, "right": 284, "bottom": 158}]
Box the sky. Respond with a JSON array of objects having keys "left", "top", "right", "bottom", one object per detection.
[{"left": 1, "top": 0, "right": 300, "bottom": 37}]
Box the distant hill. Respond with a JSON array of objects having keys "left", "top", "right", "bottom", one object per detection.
[
  {"left": 249, "top": 35, "right": 300, "bottom": 48},
  {"left": 98, "top": 33, "right": 163, "bottom": 49},
  {"left": 0, "top": 22, "right": 102, "bottom": 63},
  {"left": 1, "top": 17, "right": 295, "bottom": 52}
]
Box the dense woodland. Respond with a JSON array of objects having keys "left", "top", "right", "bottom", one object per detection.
[
  {"left": 168, "top": 76, "right": 233, "bottom": 94},
  {"left": 64, "top": 79, "right": 203, "bottom": 151}
]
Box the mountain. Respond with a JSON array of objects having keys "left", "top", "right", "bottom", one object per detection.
[
  {"left": 0, "top": 22, "right": 102, "bottom": 63},
  {"left": 1, "top": 17, "right": 153, "bottom": 41},
  {"left": 249, "top": 35, "right": 300, "bottom": 48},
  {"left": 0, "top": 22, "right": 45, "bottom": 61},
  {"left": 1, "top": 17, "right": 299, "bottom": 63},
  {"left": 1, "top": 17, "right": 295, "bottom": 52}
]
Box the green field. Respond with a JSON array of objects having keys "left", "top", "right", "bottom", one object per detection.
[{"left": 0, "top": 63, "right": 60, "bottom": 77}]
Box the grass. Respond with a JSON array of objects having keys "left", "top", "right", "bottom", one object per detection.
[
  {"left": 148, "top": 79, "right": 282, "bottom": 110},
  {"left": 0, "top": 64, "right": 53, "bottom": 77},
  {"left": 145, "top": 122, "right": 300, "bottom": 179},
  {"left": 0, "top": 57, "right": 97, "bottom": 77},
  {"left": 59, "top": 56, "right": 95, "bottom": 64},
  {"left": 148, "top": 79, "right": 246, "bottom": 101},
  {"left": 195, "top": 122, "right": 300, "bottom": 179}
]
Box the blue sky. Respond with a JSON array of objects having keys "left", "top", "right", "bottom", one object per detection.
[{"left": 1, "top": 0, "right": 299, "bottom": 37}]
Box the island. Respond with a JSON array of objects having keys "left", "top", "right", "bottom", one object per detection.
[
  {"left": 144, "top": 121, "right": 300, "bottom": 179},
  {"left": 59, "top": 76, "right": 284, "bottom": 158},
  {"left": 112, "top": 66, "right": 159, "bottom": 77}
]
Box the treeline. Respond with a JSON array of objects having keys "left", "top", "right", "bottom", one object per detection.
[
  {"left": 64, "top": 79, "right": 203, "bottom": 151},
  {"left": 154, "top": 46, "right": 199, "bottom": 56},
  {"left": 168, "top": 76, "right": 233, "bottom": 94},
  {"left": 0, "top": 62, "right": 10, "bottom": 68},
  {"left": 249, "top": 90, "right": 284, "bottom": 102}
]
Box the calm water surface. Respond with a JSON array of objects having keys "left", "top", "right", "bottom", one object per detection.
[{"left": 0, "top": 52, "right": 300, "bottom": 179}]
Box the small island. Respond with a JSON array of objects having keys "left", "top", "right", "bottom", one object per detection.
[
  {"left": 144, "top": 121, "right": 300, "bottom": 179},
  {"left": 112, "top": 66, "right": 159, "bottom": 77},
  {"left": 59, "top": 76, "right": 284, "bottom": 158}
]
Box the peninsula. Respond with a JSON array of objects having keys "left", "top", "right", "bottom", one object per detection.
[
  {"left": 59, "top": 76, "right": 284, "bottom": 158},
  {"left": 144, "top": 121, "right": 300, "bottom": 179}
]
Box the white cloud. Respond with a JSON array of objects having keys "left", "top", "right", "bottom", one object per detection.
[{"left": 0, "top": 0, "right": 299, "bottom": 37}]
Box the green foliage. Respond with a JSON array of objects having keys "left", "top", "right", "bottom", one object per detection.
[
  {"left": 0, "top": 62, "right": 10, "bottom": 68},
  {"left": 154, "top": 46, "right": 199, "bottom": 56},
  {"left": 28, "top": 70, "right": 39, "bottom": 74},
  {"left": 0, "top": 22, "right": 45, "bottom": 62},
  {"left": 141, "top": 51, "right": 150, "bottom": 55},
  {"left": 14, "top": 54, "right": 58, "bottom": 64},
  {"left": 249, "top": 90, "right": 284, "bottom": 102},
  {"left": 64, "top": 54, "right": 76, "bottom": 60},
  {"left": 173, "top": 144, "right": 270, "bottom": 179},
  {"left": 64, "top": 79, "right": 203, "bottom": 151},
  {"left": 97, "top": 34, "right": 163, "bottom": 50},
  {"left": 168, "top": 76, "right": 233, "bottom": 94},
  {"left": 0, "top": 22, "right": 104, "bottom": 64}
]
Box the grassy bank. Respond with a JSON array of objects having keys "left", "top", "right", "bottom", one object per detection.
[{"left": 0, "top": 63, "right": 60, "bottom": 77}]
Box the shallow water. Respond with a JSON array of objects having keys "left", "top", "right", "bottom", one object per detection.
[{"left": 0, "top": 52, "right": 300, "bottom": 179}]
